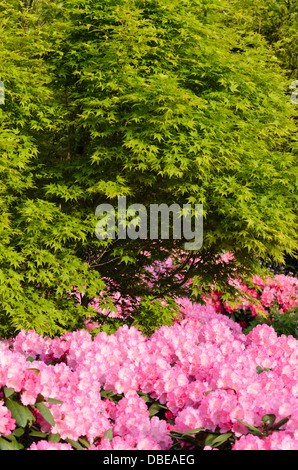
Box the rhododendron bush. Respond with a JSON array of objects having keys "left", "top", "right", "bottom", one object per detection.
[
  {"left": 80, "top": 255, "right": 298, "bottom": 338},
  {"left": 202, "top": 271, "right": 298, "bottom": 337},
  {"left": 204, "top": 273, "right": 298, "bottom": 318},
  {"left": 0, "top": 300, "right": 297, "bottom": 450}
]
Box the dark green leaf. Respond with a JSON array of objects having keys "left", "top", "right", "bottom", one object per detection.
[
  {"left": 35, "top": 393, "right": 45, "bottom": 403},
  {"left": 234, "top": 418, "right": 264, "bottom": 436},
  {"left": 35, "top": 402, "right": 55, "bottom": 427},
  {"left": 137, "top": 391, "right": 150, "bottom": 403},
  {"left": 26, "top": 357, "right": 35, "bottom": 363},
  {"left": 5, "top": 398, "right": 35, "bottom": 427},
  {"left": 29, "top": 431, "right": 47, "bottom": 438},
  {"left": 205, "top": 432, "right": 233, "bottom": 448},
  {"left": 12, "top": 427, "right": 25, "bottom": 437},
  {"left": 181, "top": 427, "right": 204, "bottom": 436},
  {"left": 48, "top": 433, "right": 61, "bottom": 443},
  {"left": 78, "top": 437, "right": 90, "bottom": 448},
  {"left": 103, "top": 428, "right": 113, "bottom": 441},
  {"left": 270, "top": 415, "right": 291, "bottom": 431},
  {"left": 3, "top": 387, "right": 15, "bottom": 398},
  {"left": 100, "top": 389, "right": 114, "bottom": 399},
  {"left": 46, "top": 398, "right": 63, "bottom": 405},
  {"left": 0, "top": 436, "right": 22, "bottom": 450},
  {"left": 148, "top": 402, "right": 167, "bottom": 418},
  {"left": 65, "top": 438, "right": 84, "bottom": 450}
]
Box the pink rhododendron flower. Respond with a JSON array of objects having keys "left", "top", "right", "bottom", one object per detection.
[
  {"left": 0, "top": 289, "right": 297, "bottom": 450},
  {"left": 29, "top": 441, "right": 73, "bottom": 450},
  {"left": 0, "top": 401, "right": 15, "bottom": 436}
]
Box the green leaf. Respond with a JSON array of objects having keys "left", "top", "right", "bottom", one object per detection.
[
  {"left": 35, "top": 393, "right": 45, "bottom": 403},
  {"left": 170, "top": 427, "right": 204, "bottom": 442},
  {"left": 0, "top": 438, "right": 14, "bottom": 450},
  {"left": 100, "top": 389, "right": 115, "bottom": 399},
  {"left": 26, "top": 356, "right": 35, "bottom": 363},
  {"left": 46, "top": 397, "right": 63, "bottom": 405},
  {"left": 65, "top": 438, "right": 84, "bottom": 450},
  {"left": 169, "top": 432, "right": 198, "bottom": 446},
  {"left": 3, "top": 387, "right": 15, "bottom": 398},
  {"left": 148, "top": 402, "right": 168, "bottom": 418},
  {"left": 78, "top": 437, "right": 90, "bottom": 448},
  {"left": 137, "top": 391, "right": 151, "bottom": 403},
  {"left": 12, "top": 427, "right": 25, "bottom": 437},
  {"left": 103, "top": 428, "right": 113, "bottom": 441},
  {"left": 0, "top": 436, "right": 23, "bottom": 450},
  {"left": 29, "top": 430, "right": 47, "bottom": 438},
  {"left": 205, "top": 432, "right": 233, "bottom": 448},
  {"left": 234, "top": 418, "right": 264, "bottom": 436},
  {"left": 180, "top": 427, "right": 204, "bottom": 436},
  {"left": 100, "top": 389, "right": 123, "bottom": 403},
  {"left": 48, "top": 433, "right": 61, "bottom": 443},
  {"left": 257, "top": 365, "right": 272, "bottom": 374},
  {"left": 5, "top": 398, "right": 35, "bottom": 427},
  {"left": 270, "top": 415, "right": 291, "bottom": 431},
  {"left": 35, "top": 402, "right": 55, "bottom": 427}
]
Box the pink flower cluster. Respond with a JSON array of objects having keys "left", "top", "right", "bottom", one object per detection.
[
  {"left": 0, "top": 301, "right": 298, "bottom": 450},
  {"left": 204, "top": 273, "right": 298, "bottom": 317},
  {"left": 0, "top": 401, "right": 15, "bottom": 436},
  {"left": 82, "top": 252, "right": 298, "bottom": 323},
  {"left": 233, "top": 431, "right": 298, "bottom": 450},
  {"left": 30, "top": 441, "right": 74, "bottom": 450}
]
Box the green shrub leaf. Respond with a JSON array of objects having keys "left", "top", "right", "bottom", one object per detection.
[
  {"left": 35, "top": 402, "right": 55, "bottom": 427},
  {"left": 5, "top": 398, "right": 35, "bottom": 427}
]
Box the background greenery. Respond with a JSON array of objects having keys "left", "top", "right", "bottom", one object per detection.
[{"left": 0, "top": 0, "right": 297, "bottom": 338}]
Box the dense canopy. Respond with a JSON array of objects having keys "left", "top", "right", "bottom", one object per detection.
[{"left": 0, "top": 0, "right": 297, "bottom": 337}]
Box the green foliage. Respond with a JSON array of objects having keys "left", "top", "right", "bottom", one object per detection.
[
  {"left": 89, "top": 294, "right": 182, "bottom": 337},
  {"left": 220, "top": 0, "right": 298, "bottom": 78},
  {"left": 170, "top": 413, "right": 291, "bottom": 449},
  {"left": 244, "top": 304, "right": 298, "bottom": 338},
  {"left": 0, "top": 381, "right": 293, "bottom": 450},
  {"left": 0, "top": 386, "right": 61, "bottom": 450},
  {"left": 130, "top": 295, "right": 182, "bottom": 336},
  {"left": 0, "top": 0, "right": 297, "bottom": 337}
]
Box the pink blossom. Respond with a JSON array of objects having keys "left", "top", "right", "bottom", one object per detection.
[
  {"left": 29, "top": 441, "right": 73, "bottom": 450},
  {"left": 0, "top": 289, "right": 297, "bottom": 450},
  {"left": 0, "top": 402, "right": 15, "bottom": 436}
]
